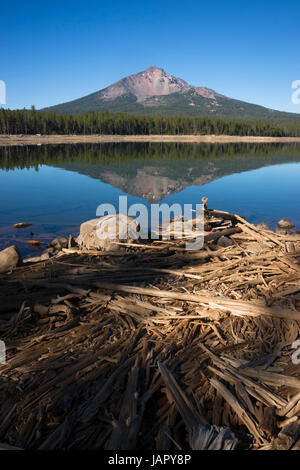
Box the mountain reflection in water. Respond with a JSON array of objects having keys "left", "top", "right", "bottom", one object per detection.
[{"left": 0, "top": 142, "right": 300, "bottom": 255}]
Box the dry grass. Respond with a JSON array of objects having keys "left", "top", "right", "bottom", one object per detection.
[{"left": 1, "top": 134, "right": 300, "bottom": 146}]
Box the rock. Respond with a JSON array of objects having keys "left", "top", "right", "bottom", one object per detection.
[
  {"left": 217, "top": 236, "right": 234, "bottom": 248},
  {"left": 0, "top": 245, "right": 22, "bottom": 273},
  {"left": 45, "top": 236, "right": 76, "bottom": 257},
  {"left": 13, "top": 222, "right": 32, "bottom": 229},
  {"left": 25, "top": 240, "right": 43, "bottom": 247},
  {"left": 256, "top": 222, "right": 270, "bottom": 231},
  {"left": 47, "top": 237, "right": 69, "bottom": 255},
  {"left": 48, "top": 237, "right": 69, "bottom": 252},
  {"left": 277, "top": 219, "right": 295, "bottom": 230},
  {"left": 76, "top": 215, "right": 140, "bottom": 251}
]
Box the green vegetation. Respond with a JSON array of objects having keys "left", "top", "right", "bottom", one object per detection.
[
  {"left": 42, "top": 89, "right": 300, "bottom": 123},
  {"left": 1, "top": 108, "right": 300, "bottom": 137}
]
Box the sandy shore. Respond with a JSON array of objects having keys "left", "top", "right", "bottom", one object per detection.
[{"left": 1, "top": 134, "right": 300, "bottom": 146}]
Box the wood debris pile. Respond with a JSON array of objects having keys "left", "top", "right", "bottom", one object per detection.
[{"left": 0, "top": 203, "right": 300, "bottom": 450}]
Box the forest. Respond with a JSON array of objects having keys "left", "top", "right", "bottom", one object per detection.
[
  {"left": 1, "top": 141, "right": 300, "bottom": 174},
  {"left": 1, "top": 108, "right": 300, "bottom": 137}
]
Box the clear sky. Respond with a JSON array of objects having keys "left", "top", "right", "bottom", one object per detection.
[{"left": 0, "top": 0, "right": 299, "bottom": 113}]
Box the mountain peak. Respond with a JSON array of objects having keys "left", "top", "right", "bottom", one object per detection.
[
  {"left": 42, "top": 66, "right": 300, "bottom": 123},
  {"left": 145, "top": 65, "right": 162, "bottom": 71},
  {"left": 100, "top": 65, "right": 191, "bottom": 102}
]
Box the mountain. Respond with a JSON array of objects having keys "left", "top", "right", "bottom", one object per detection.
[
  {"left": 42, "top": 66, "right": 300, "bottom": 122},
  {"left": 2, "top": 141, "right": 300, "bottom": 202},
  {"left": 51, "top": 144, "right": 300, "bottom": 202}
]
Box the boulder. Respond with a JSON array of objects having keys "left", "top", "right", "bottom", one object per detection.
[
  {"left": 76, "top": 215, "right": 140, "bottom": 251},
  {"left": 256, "top": 222, "right": 270, "bottom": 231},
  {"left": 46, "top": 235, "right": 77, "bottom": 256},
  {"left": 277, "top": 219, "right": 295, "bottom": 230},
  {"left": 0, "top": 245, "right": 22, "bottom": 273},
  {"left": 48, "top": 236, "right": 69, "bottom": 251}
]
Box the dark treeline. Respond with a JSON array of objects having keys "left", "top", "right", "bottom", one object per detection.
[
  {"left": 1, "top": 142, "right": 300, "bottom": 172},
  {"left": 1, "top": 108, "right": 300, "bottom": 136}
]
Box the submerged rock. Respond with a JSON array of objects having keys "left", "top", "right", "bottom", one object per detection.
[
  {"left": 76, "top": 215, "right": 140, "bottom": 251},
  {"left": 13, "top": 222, "right": 32, "bottom": 229},
  {"left": 0, "top": 245, "right": 22, "bottom": 273},
  {"left": 25, "top": 239, "right": 43, "bottom": 248}
]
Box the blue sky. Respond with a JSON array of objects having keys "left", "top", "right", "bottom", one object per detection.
[{"left": 0, "top": 0, "right": 299, "bottom": 113}]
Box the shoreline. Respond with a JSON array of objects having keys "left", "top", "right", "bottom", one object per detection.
[
  {"left": 1, "top": 207, "right": 300, "bottom": 450},
  {"left": 1, "top": 133, "right": 300, "bottom": 146}
]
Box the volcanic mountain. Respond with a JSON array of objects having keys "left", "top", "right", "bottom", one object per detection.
[
  {"left": 43, "top": 65, "right": 300, "bottom": 122},
  {"left": 51, "top": 144, "right": 300, "bottom": 202}
]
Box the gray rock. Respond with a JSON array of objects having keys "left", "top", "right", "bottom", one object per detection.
[
  {"left": 217, "top": 236, "right": 234, "bottom": 248},
  {"left": 256, "top": 222, "right": 270, "bottom": 231},
  {"left": 0, "top": 245, "right": 22, "bottom": 273},
  {"left": 76, "top": 214, "right": 140, "bottom": 251},
  {"left": 48, "top": 236, "right": 69, "bottom": 251},
  {"left": 277, "top": 219, "right": 295, "bottom": 230}
]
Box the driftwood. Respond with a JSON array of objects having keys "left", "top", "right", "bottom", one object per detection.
[
  {"left": 158, "top": 362, "right": 239, "bottom": 450},
  {"left": 0, "top": 201, "right": 300, "bottom": 450}
]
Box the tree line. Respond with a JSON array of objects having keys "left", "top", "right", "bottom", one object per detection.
[
  {"left": 1, "top": 142, "right": 300, "bottom": 172},
  {"left": 0, "top": 108, "right": 300, "bottom": 136}
]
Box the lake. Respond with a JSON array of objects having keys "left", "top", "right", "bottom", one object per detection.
[{"left": 0, "top": 142, "right": 300, "bottom": 256}]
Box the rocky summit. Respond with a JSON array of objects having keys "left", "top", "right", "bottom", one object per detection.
[{"left": 42, "top": 66, "right": 300, "bottom": 122}]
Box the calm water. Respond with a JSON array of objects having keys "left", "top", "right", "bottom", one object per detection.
[{"left": 0, "top": 142, "right": 300, "bottom": 256}]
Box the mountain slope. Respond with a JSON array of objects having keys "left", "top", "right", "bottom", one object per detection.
[{"left": 42, "top": 66, "right": 300, "bottom": 122}]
